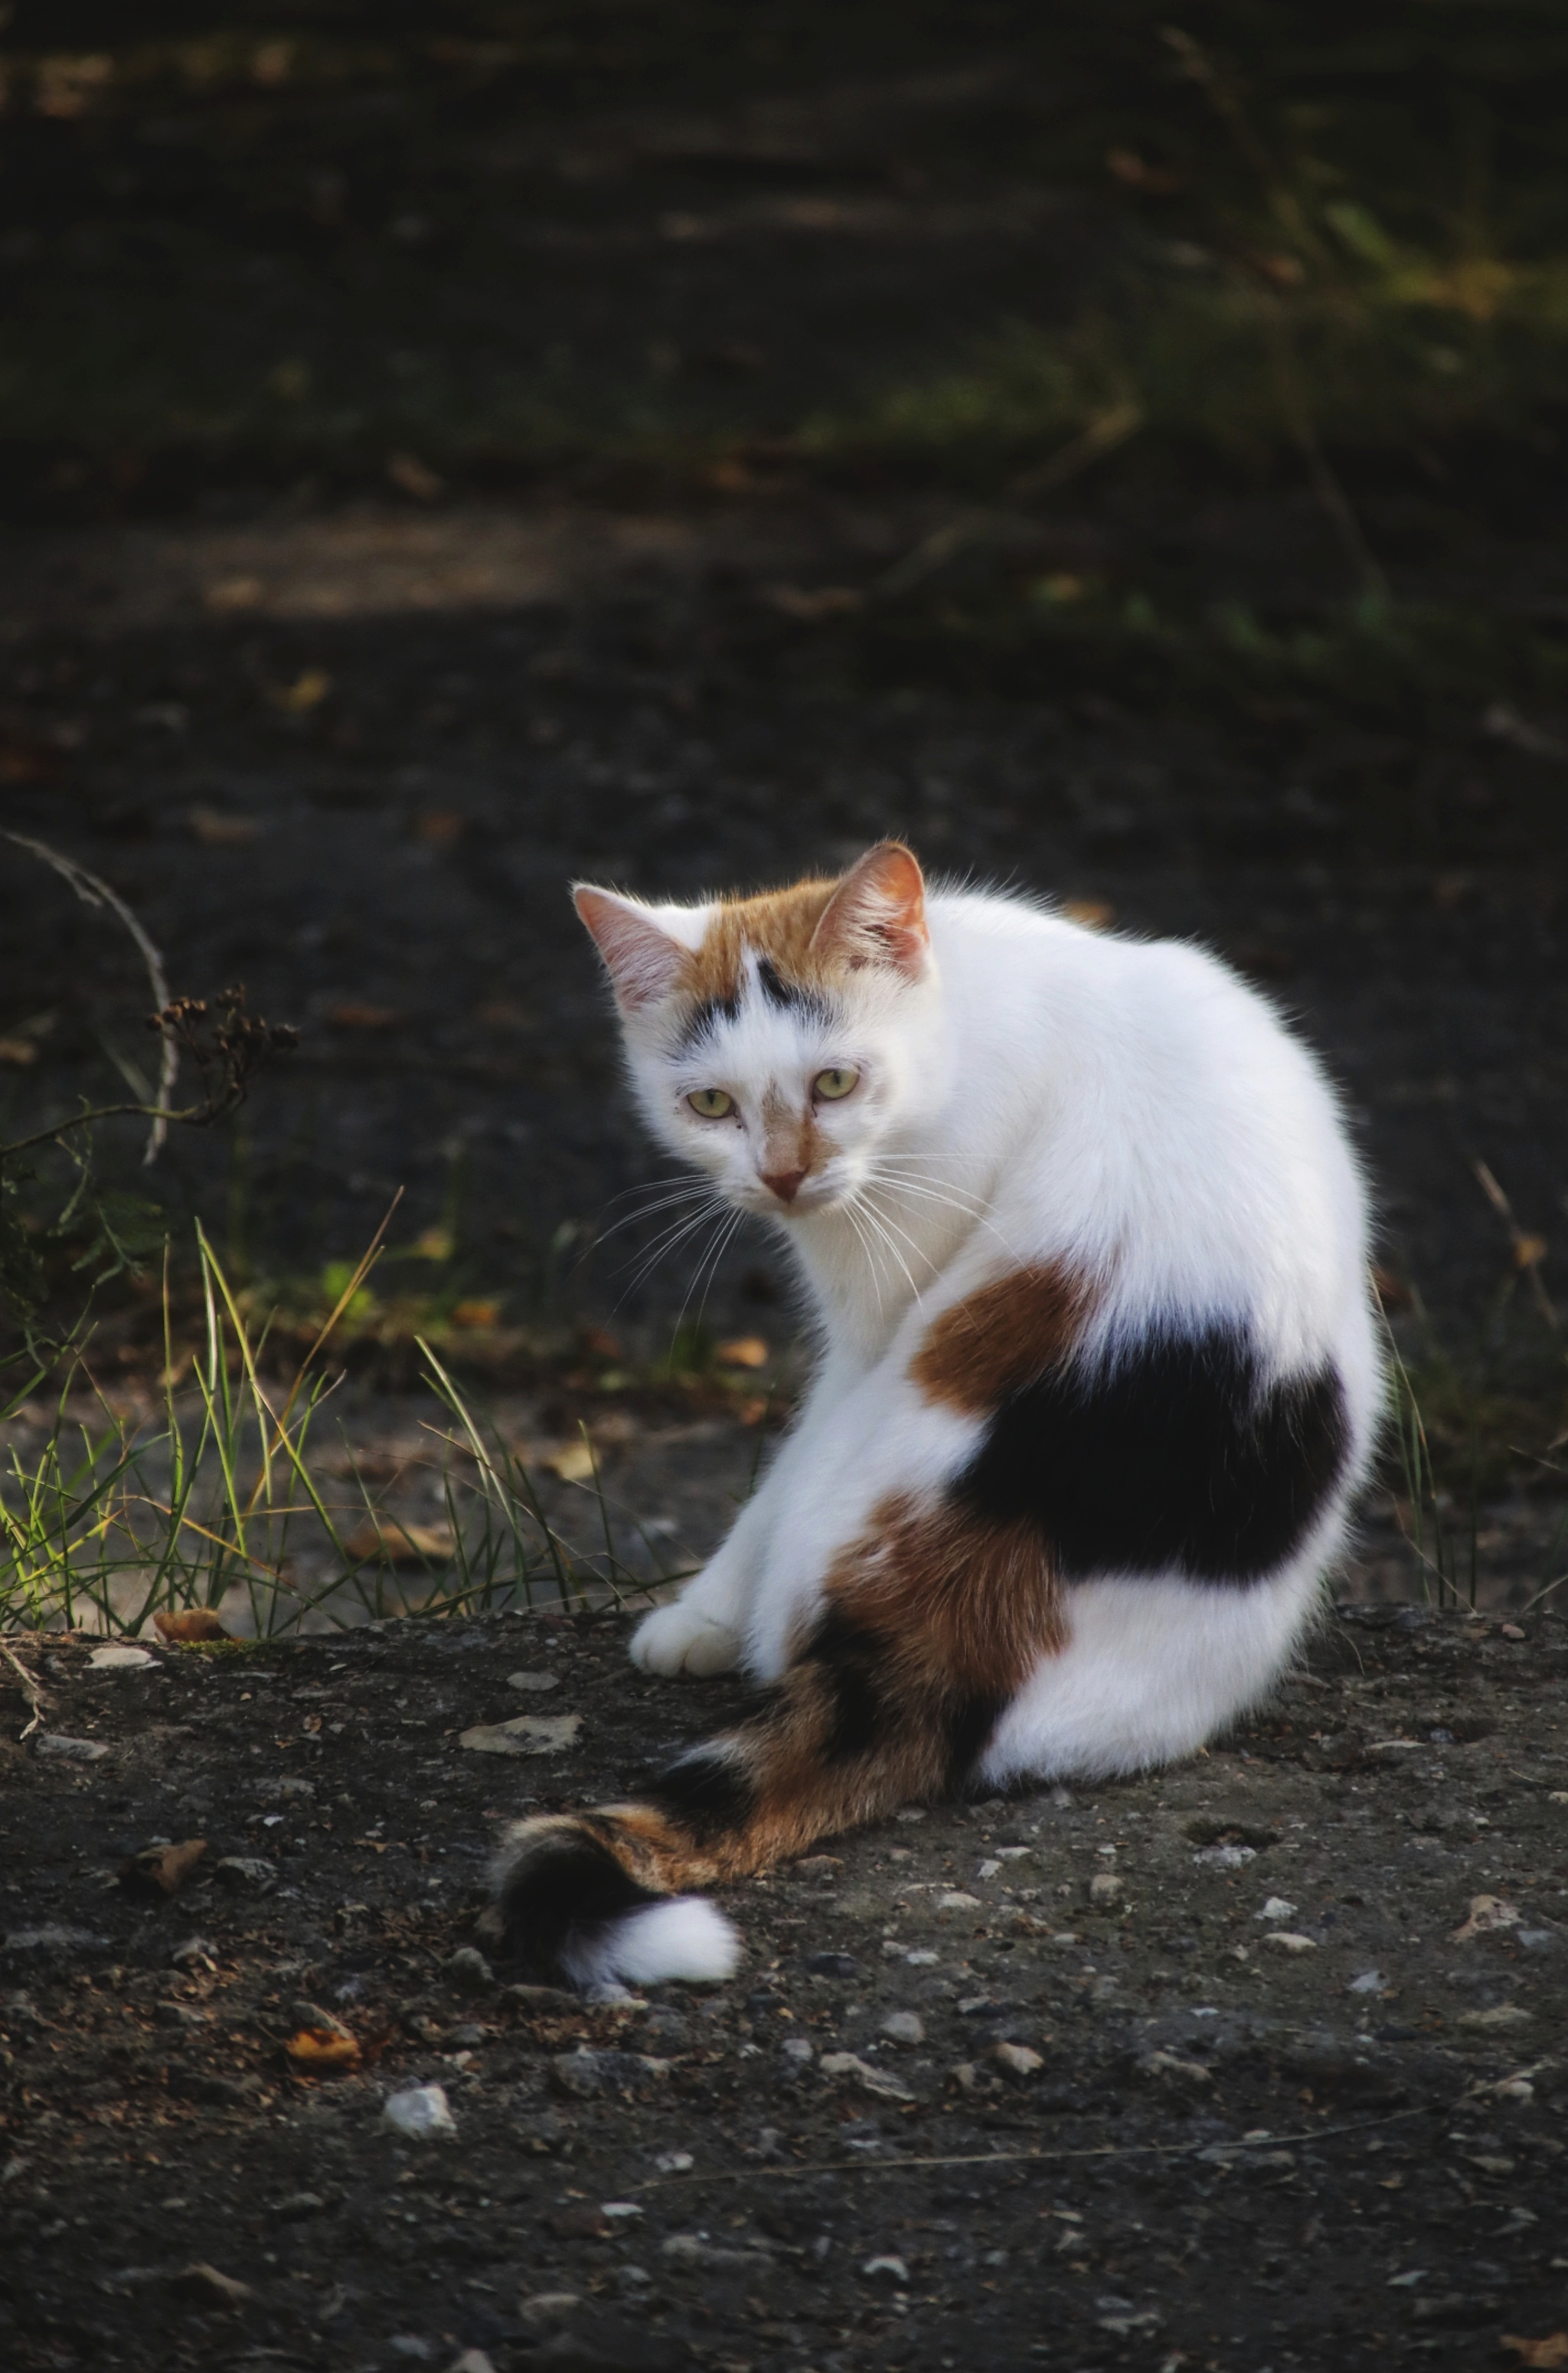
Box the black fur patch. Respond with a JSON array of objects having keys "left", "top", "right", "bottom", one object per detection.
[
  {"left": 943, "top": 1688, "right": 1005, "bottom": 1782},
  {"left": 955, "top": 1325, "right": 1349, "bottom": 1583},
  {"left": 679, "top": 987, "right": 743, "bottom": 1050},
  {"left": 492, "top": 1822, "right": 662, "bottom": 1979},
  {"left": 646, "top": 1749, "right": 756, "bottom": 1842},
  {"left": 756, "top": 956, "right": 834, "bottom": 1029},
  {"left": 805, "top": 1608, "right": 891, "bottom": 1763}
]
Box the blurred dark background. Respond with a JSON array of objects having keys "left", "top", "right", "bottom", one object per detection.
[{"left": 0, "top": 2, "right": 1563, "bottom": 1443}]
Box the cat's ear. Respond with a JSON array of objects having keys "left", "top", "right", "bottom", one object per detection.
[
  {"left": 573, "top": 886, "right": 689, "bottom": 1012},
  {"left": 811, "top": 841, "right": 929, "bottom": 979}
]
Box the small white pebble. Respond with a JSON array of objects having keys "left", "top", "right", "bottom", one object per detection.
[
  {"left": 977, "top": 1858, "right": 1002, "bottom": 1881},
  {"left": 994, "top": 2041, "right": 1044, "bottom": 2077},
  {"left": 653, "top": 2152, "right": 693, "bottom": 2174},
  {"left": 1263, "top": 1932, "right": 1318, "bottom": 1955},
  {"left": 381, "top": 2084, "right": 456, "bottom": 2140},
  {"left": 861, "top": 2255, "right": 910, "bottom": 2284},
  {"left": 880, "top": 2011, "right": 924, "bottom": 2048},
  {"left": 1256, "top": 1897, "right": 1298, "bottom": 1922}
]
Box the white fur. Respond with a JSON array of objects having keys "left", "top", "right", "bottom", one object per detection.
[
  {"left": 593, "top": 877, "right": 1380, "bottom": 1777},
  {"left": 558, "top": 1895, "right": 742, "bottom": 1990}
]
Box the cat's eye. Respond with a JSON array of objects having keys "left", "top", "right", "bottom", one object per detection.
[
  {"left": 687, "top": 1087, "right": 733, "bottom": 1119},
  {"left": 813, "top": 1067, "right": 858, "bottom": 1101}
]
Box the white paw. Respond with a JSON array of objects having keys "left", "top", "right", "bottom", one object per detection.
[{"left": 629, "top": 1600, "right": 743, "bottom": 1677}]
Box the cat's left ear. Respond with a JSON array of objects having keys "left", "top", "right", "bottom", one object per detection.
[{"left": 811, "top": 841, "right": 929, "bottom": 979}]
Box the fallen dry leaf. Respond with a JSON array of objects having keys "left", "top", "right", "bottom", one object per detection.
[
  {"left": 1502, "top": 2338, "right": 1568, "bottom": 2370},
  {"left": 387, "top": 449, "right": 445, "bottom": 502},
  {"left": 542, "top": 1440, "right": 596, "bottom": 1483},
  {"left": 1106, "top": 146, "right": 1184, "bottom": 194},
  {"left": 286, "top": 2025, "right": 361, "bottom": 2072},
  {"left": 413, "top": 807, "right": 464, "bottom": 846},
  {"left": 172, "top": 2262, "right": 256, "bottom": 2307},
  {"left": 153, "top": 1608, "right": 230, "bottom": 1642},
  {"left": 204, "top": 574, "right": 263, "bottom": 613},
  {"left": 325, "top": 1001, "right": 403, "bottom": 1031},
  {"left": 119, "top": 1839, "right": 207, "bottom": 1901},
  {"left": 716, "top": 1335, "right": 769, "bottom": 1369},
  {"left": 451, "top": 1299, "right": 501, "bottom": 1329},
  {"left": 189, "top": 805, "right": 260, "bottom": 847},
  {"left": 1452, "top": 1893, "right": 1520, "bottom": 1942},
  {"left": 341, "top": 1518, "right": 456, "bottom": 1565},
  {"left": 276, "top": 667, "right": 332, "bottom": 713}
]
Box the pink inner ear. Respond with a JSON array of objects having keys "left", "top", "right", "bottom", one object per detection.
[
  {"left": 812, "top": 842, "right": 929, "bottom": 978},
  {"left": 573, "top": 887, "right": 687, "bottom": 1010}
]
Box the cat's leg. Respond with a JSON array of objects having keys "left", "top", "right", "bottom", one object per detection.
[{"left": 628, "top": 1349, "right": 866, "bottom": 1678}]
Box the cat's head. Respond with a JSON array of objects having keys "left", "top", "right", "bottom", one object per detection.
[{"left": 573, "top": 842, "right": 940, "bottom": 1219}]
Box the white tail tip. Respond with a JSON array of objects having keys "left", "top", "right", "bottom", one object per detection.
[{"left": 560, "top": 1895, "right": 742, "bottom": 1990}]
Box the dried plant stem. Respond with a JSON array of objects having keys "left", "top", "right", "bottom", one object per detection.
[
  {"left": 1, "top": 1639, "right": 44, "bottom": 1738},
  {"left": 1, "top": 831, "right": 175, "bottom": 1162}
]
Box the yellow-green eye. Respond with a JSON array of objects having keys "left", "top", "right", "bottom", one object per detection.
[
  {"left": 687, "top": 1087, "right": 733, "bottom": 1119},
  {"left": 813, "top": 1067, "right": 858, "bottom": 1101}
]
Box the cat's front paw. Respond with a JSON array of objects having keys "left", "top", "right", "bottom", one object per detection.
[{"left": 629, "top": 1600, "right": 743, "bottom": 1678}]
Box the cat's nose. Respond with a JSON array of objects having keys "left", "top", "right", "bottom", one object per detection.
[{"left": 760, "top": 1165, "right": 807, "bottom": 1204}]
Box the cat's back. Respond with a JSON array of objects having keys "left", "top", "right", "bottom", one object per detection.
[{"left": 928, "top": 887, "right": 1369, "bottom": 1327}]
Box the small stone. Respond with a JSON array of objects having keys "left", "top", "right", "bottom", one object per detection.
[
  {"left": 1139, "top": 2051, "right": 1213, "bottom": 2087},
  {"left": 1193, "top": 1844, "right": 1255, "bottom": 1869},
  {"left": 170, "top": 1937, "right": 216, "bottom": 1970},
  {"left": 506, "top": 1670, "right": 560, "bottom": 1693},
  {"left": 273, "top": 2192, "right": 326, "bottom": 2219},
  {"left": 458, "top": 1713, "right": 580, "bottom": 1757},
  {"left": 214, "top": 1855, "right": 277, "bottom": 1891},
  {"left": 880, "top": 2011, "right": 924, "bottom": 2047},
  {"left": 653, "top": 2151, "right": 693, "bottom": 2173},
  {"left": 1452, "top": 1894, "right": 1520, "bottom": 1943},
  {"left": 2, "top": 1924, "right": 106, "bottom": 1960},
  {"left": 276, "top": 1776, "right": 315, "bottom": 1799},
  {"left": 993, "top": 2041, "right": 1044, "bottom": 2077},
  {"left": 155, "top": 2000, "right": 211, "bottom": 2030},
  {"left": 518, "top": 2293, "right": 582, "bottom": 2329},
  {"left": 947, "top": 2061, "right": 979, "bottom": 2093},
  {"left": 381, "top": 2083, "right": 457, "bottom": 2139},
  {"left": 861, "top": 2254, "right": 910, "bottom": 2283},
  {"left": 804, "top": 1950, "right": 860, "bottom": 1978},
  {"left": 1263, "top": 1932, "right": 1318, "bottom": 1953},
  {"left": 1257, "top": 1897, "right": 1298, "bottom": 1923},
  {"left": 89, "top": 1646, "right": 156, "bottom": 1673},
  {"left": 1499, "top": 1623, "right": 1526, "bottom": 1641},
  {"left": 1348, "top": 1970, "right": 1387, "bottom": 1994},
  {"left": 662, "top": 2232, "right": 774, "bottom": 2273},
  {"left": 937, "top": 1891, "right": 982, "bottom": 1911},
  {"left": 904, "top": 1949, "right": 939, "bottom": 1966},
  {"left": 781, "top": 2035, "right": 814, "bottom": 2064},
  {"left": 1458, "top": 2003, "right": 1531, "bottom": 2030},
  {"left": 34, "top": 1734, "right": 109, "bottom": 1763},
  {"left": 818, "top": 2049, "right": 913, "bottom": 2101},
  {"left": 388, "top": 2343, "right": 433, "bottom": 2362},
  {"left": 445, "top": 2352, "right": 496, "bottom": 2373},
  {"left": 977, "top": 1858, "right": 1002, "bottom": 1880},
  {"left": 446, "top": 1946, "right": 494, "bottom": 1993},
  {"left": 1089, "top": 1872, "right": 1122, "bottom": 1905}
]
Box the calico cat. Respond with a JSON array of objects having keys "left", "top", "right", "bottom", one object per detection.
[{"left": 488, "top": 842, "right": 1380, "bottom": 1988}]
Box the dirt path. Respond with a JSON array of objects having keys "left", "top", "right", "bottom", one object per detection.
[{"left": 2, "top": 1603, "right": 1566, "bottom": 2372}]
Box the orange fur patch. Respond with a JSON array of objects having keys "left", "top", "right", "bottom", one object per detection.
[
  {"left": 681, "top": 876, "right": 841, "bottom": 1008},
  {"left": 910, "top": 1261, "right": 1097, "bottom": 1414},
  {"left": 536, "top": 1489, "right": 1061, "bottom": 1898}
]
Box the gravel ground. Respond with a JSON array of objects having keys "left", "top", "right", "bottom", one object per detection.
[{"left": 3, "top": 1601, "right": 1566, "bottom": 2372}]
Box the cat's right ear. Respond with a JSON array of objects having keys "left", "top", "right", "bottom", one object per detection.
[{"left": 573, "top": 887, "right": 688, "bottom": 1012}]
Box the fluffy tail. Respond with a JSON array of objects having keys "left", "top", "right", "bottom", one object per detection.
[{"left": 488, "top": 1497, "right": 1058, "bottom": 1987}]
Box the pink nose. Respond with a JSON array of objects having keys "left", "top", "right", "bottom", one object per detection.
[{"left": 761, "top": 1166, "right": 807, "bottom": 1204}]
